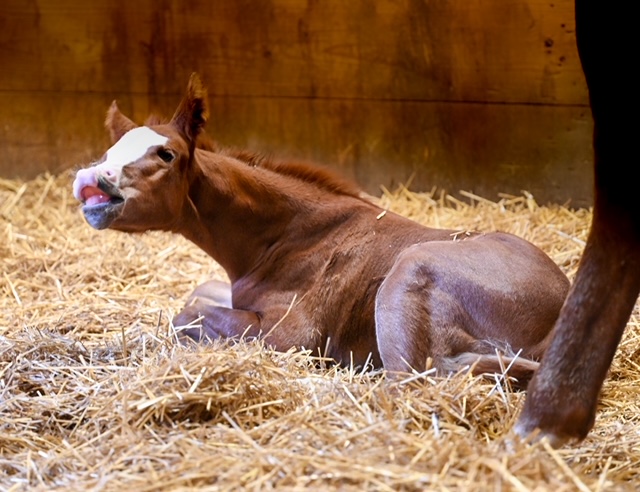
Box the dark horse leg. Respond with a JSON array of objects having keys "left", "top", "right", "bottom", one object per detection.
[{"left": 515, "top": 1, "right": 640, "bottom": 446}]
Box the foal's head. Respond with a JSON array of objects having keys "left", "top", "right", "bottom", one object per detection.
[{"left": 72, "top": 73, "right": 208, "bottom": 231}]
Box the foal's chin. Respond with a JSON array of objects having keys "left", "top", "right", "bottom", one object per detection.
[{"left": 82, "top": 201, "right": 124, "bottom": 230}]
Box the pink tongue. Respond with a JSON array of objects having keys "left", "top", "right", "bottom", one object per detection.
[
  {"left": 86, "top": 194, "right": 110, "bottom": 206},
  {"left": 81, "top": 186, "right": 111, "bottom": 206}
]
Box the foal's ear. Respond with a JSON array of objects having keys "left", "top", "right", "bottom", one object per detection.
[
  {"left": 170, "top": 73, "right": 209, "bottom": 144},
  {"left": 105, "top": 101, "right": 137, "bottom": 144}
]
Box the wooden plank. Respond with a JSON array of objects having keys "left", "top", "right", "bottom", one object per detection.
[
  {"left": 1, "top": 0, "right": 586, "bottom": 104},
  {"left": 0, "top": 93, "right": 112, "bottom": 179},
  {"left": 0, "top": 0, "right": 593, "bottom": 205},
  {"left": 202, "top": 96, "right": 594, "bottom": 208}
]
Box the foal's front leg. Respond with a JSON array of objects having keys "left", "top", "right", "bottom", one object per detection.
[
  {"left": 172, "top": 279, "right": 261, "bottom": 342},
  {"left": 183, "top": 279, "right": 233, "bottom": 309}
]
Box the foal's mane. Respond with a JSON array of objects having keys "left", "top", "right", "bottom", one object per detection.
[
  {"left": 145, "top": 114, "right": 363, "bottom": 198},
  {"left": 219, "top": 148, "right": 364, "bottom": 198}
]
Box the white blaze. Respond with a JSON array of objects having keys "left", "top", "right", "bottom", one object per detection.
[
  {"left": 103, "top": 126, "right": 169, "bottom": 170},
  {"left": 72, "top": 127, "right": 169, "bottom": 202}
]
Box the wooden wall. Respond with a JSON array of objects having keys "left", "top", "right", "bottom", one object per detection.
[{"left": 0, "top": 0, "right": 593, "bottom": 206}]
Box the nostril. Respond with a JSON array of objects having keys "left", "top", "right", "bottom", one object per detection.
[{"left": 101, "top": 169, "right": 118, "bottom": 182}]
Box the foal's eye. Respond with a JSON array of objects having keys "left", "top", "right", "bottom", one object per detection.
[{"left": 157, "top": 148, "right": 175, "bottom": 163}]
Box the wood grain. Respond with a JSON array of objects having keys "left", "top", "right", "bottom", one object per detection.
[{"left": 0, "top": 0, "right": 592, "bottom": 206}]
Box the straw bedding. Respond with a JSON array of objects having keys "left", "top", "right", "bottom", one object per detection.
[{"left": 1, "top": 172, "right": 639, "bottom": 491}]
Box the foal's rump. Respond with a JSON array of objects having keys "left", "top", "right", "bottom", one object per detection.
[{"left": 374, "top": 232, "right": 569, "bottom": 383}]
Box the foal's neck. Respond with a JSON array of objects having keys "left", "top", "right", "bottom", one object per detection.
[{"left": 177, "top": 150, "right": 369, "bottom": 280}]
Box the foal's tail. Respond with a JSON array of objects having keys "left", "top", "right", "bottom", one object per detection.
[{"left": 439, "top": 353, "right": 541, "bottom": 390}]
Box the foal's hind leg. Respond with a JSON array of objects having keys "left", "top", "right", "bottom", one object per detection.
[
  {"left": 374, "top": 238, "right": 564, "bottom": 384},
  {"left": 374, "top": 244, "right": 483, "bottom": 375}
]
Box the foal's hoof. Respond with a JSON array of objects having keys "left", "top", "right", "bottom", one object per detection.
[
  {"left": 177, "top": 326, "right": 213, "bottom": 344},
  {"left": 172, "top": 280, "right": 232, "bottom": 344},
  {"left": 172, "top": 307, "right": 213, "bottom": 344}
]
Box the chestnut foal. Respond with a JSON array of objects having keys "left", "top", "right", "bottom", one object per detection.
[{"left": 73, "top": 74, "right": 569, "bottom": 386}]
